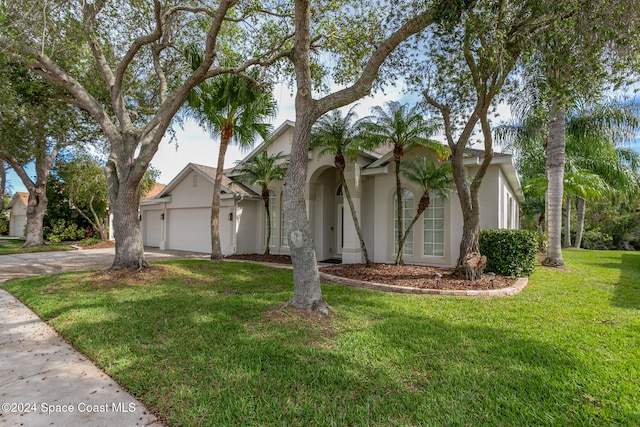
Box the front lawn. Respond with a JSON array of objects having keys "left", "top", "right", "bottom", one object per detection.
[
  {"left": 0, "top": 238, "right": 74, "bottom": 255},
  {"left": 2, "top": 250, "right": 639, "bottom": 426}
]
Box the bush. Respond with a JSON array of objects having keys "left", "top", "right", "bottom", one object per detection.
[
  {"left": 480, "top": 229, "right": 538, "bottom": 277},
  {"left": 44, "top": 219, "right": 86, "bottom": 243},
  {"left": 78, "top": 237, "right": 101, "bottom": 247},
  {"left": 0, "top": 216, "right": 8, "bottom": 235},
  {"left": 581, "top": 229, "right": 613, "bottom": 250}
]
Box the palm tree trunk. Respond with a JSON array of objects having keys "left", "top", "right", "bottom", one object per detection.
[
  {"left": 340, "top": 171, "right": 372, "bottom": 267},
  {"left": 263, "top": 190, "right": 271, "bottom": 255},
  {"left": 394, "top": 154, "right": 404, "bottom": 265},
  {"left": 574, "top": 197, "right": 586, "bottom": 249},
  {"left": 564, "top": 195, "right": 571, "bottom": 247},
  {"left": 211, "top": 132, "right": 230, "bottom": 261},
  {"left": 396, "top": 192, "right": 429, "bottom": 264},
  {"left": 542, "top": 96, "right": 566, "bottom": 268}
]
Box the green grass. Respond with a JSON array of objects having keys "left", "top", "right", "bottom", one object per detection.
[
  {"left": 2, "top": 250, "right": 639, "bottom": 426},
  {"left": 0, "top": 238, "right": 73, "bottom": 254}
]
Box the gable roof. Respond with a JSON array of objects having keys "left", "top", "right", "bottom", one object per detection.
[
  {"left": 7, "top": 192, "right": 28, "bottom": 210},
  {"left": 364, "top": 146, "right": 524, "bottom": 202},
  {"left": 238, "top": 120, "right": 296, "bottom": 165},
  {"left": 150, "top": 163, "right": 258, "bottom": 203},
  {"left": 141, "top": 183, "right": 166, "bottom": 201}
]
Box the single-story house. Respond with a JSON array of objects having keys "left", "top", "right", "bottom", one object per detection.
[
  {"left": 140, "top": 121, "right": 523, "bottom": 266},
  {"left": 7, "top": 192, "right": 28, "bottom": 237}
]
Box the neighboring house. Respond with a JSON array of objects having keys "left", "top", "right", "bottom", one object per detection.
[
  {"left": 7, "top": 192, "right": 28, "bottom": 237},
  {"left": 140, "top": 121, "right": 523, "bottom": 266}
]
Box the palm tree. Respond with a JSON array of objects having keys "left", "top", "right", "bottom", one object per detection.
[
  {"left": 396, "top": 157, "right": 454, "bottom": 264},
  {"left": 237, "top": 151, "right": 288, "bottom": 255},
  {"left": 184, "top": 49, "right": 276, "bottom": 260},
  {"left": 361, "top": 101, "right": 447, "bottom": 265},
  {"left": 310, "top": 107, "right": 374, "bottom": 267},
  {"left": 499, "top": 98, "right": 640, "bottom": 250}
]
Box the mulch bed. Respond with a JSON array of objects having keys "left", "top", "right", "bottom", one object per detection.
[
  {"left": 225, "top": 254, "right": 515, "bottom": 291},
  {"left": 225, "top": 253, "right": 293, "bottom": 264}
]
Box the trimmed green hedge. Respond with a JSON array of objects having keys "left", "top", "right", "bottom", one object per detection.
[{"left": 480, "top": 229, "right": 537, "bottom": 277}]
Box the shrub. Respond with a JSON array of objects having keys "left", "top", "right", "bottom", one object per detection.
[
  {"left": 78, "top": 237, "right": 101, "bottom": 247},
  {"left": 480, "top": 229, "right": 538, "bottom": 277},
  {"left": 44, "top": 219, "right": 86, "bottom": 243},
  {"left": 581, "top": 229, "right": 613, "bottom": 250},
  {"left": 0, "top": 216, "right": 8, "bottom": 235}
]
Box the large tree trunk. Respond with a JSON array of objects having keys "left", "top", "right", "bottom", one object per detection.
[
  {"left": 285, "top": 115, "right": 328, "bottom": 314},
  {"left": 23, "top": 185, "right": 47, "bottom": 247},
  {"left": 110, "top": 176, "right": 146, "bottom": 269},
  {"left": 564, "top": 194, "right": 571, "bottom": 247},
  {"left": 210, "top": 132, "right": 231, "bottom": 261},
  {"left": 105, "top": 154, "right": 148, "bottom": 270},
  {"left": 340, "top": 170, "right": 372, "bottom": 267},
  {"left": 543, "top": 97, "right": 566, "bottom": 268},
  {"left": 2, "top": 150, "right": 54, "bottom": 247},
  {"left": 284, "top": 0, "right": 327, "bottom": 315},
  {"left": 574, "top": 196, "right": 585, "bottom": 249}
]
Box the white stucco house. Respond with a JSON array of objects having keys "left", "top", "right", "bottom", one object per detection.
[
  {"left": 7, "top": 192, "right": 28, "bottom": 237},
  {"left": 140, "top": 121, "right": 523, "bottom": 266}
]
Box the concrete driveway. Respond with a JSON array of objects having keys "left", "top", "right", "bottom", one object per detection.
[
  {"left": 0, "top": 247, "right": 207, "bottom": 426},
  {"left": 0, "top": 247, "right": 207, "bottom": 283}
]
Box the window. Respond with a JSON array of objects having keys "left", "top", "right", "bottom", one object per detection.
[
  {"left": 423, "top": 192, "right": 445, "bottom": 257},
  {"left": 265, "top": 191, "right": 276, "bottom": 246},
  {"left": 394, "top": 189, "right": 414, "bottom": 256},
  {"left": 280, "top": 191, "right": 288, "bottom": 247}
]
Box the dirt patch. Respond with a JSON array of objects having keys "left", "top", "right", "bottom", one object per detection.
[
  {"left": 224, "top": 254, "right": 515, "bottom": 291},
  {"left": 82, "top": 265, "right": 173, "bottom": 288},
  {"left": 80, "top": 240, "right": 116, "bottom": 249}
]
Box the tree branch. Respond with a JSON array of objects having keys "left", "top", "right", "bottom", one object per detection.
[{"left": 317, "top": 3, "right": 441, "bottom": 115}]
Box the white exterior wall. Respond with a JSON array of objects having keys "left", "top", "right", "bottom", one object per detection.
[
  {"left": 8, "top": 198, "right": 27, "bottom": 238},
  {"left": 235, "top": 200, "right": 262, "bottom": 254},
  {"left": 140, "top": 169, "right": 240, "bottom": 255},
  {"left": 9, "top": 215, "right": 27, "bottom": 237}
]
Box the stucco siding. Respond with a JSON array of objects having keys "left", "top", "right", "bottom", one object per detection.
[
  {"left": 169, "top": 171, "right": 214, "bottom": 208},
  {"left": 9, "top": 215, "right": 26, "bottom": 237},
  {"left": 236, "top": 200, "right": 261, "bottom": 254}
]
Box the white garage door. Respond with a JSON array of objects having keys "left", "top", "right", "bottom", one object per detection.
[
  {"left": 10, "top": 216, "right": 27, "bottom": 237},
  {"left": 167, "top": 208, "right": 212, "bottom": 253},
  {"left": 144, "top": 210, "right": 162, "bottom": 247}
]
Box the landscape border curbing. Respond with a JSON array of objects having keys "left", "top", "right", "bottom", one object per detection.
[
  {"left": 319, "top": 272, "right": 529, "bottom": 296},
  {"left": 226, "top": 259, "right": 529, "bottom": 297}
]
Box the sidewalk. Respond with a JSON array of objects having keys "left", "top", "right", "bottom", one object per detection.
[
  {"left": 0, "top": 290, "right": 163, "bottom": 426},
  {"left": 0, "top": 247, "right": 205, "bottom": 426}
]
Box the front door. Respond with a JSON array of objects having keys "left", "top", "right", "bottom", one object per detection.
[{"left": 336, "top": 203, "right": 344, "bottom": 256}]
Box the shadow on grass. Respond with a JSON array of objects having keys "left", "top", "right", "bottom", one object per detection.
[
  {"left": 41, "top": 293, "right": 587, "bottom": 425},
  {"left": 611, "top": 252, "right": 640, "bottom": 310}
]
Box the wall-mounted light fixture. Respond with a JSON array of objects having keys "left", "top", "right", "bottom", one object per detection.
[
  {"left": 138, "top": 214, "right": 142, "bottom": 221},
  {"left": 228, "top": 212, "right": 233, "bottom": 221},
  {"left": 161, "top": 213, "right": 165, "bottom": 220}
]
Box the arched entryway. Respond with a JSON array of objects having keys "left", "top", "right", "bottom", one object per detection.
[{"left": 307, "top": 166, "right": 342, "bottom": 261}]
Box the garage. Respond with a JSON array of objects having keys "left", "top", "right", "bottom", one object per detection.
[
  {"left": 144, "top": 210, "right": 163, "bottom": 247},
  {"left": 166, "top": 208, "right": 211, "bottom": 253}
]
